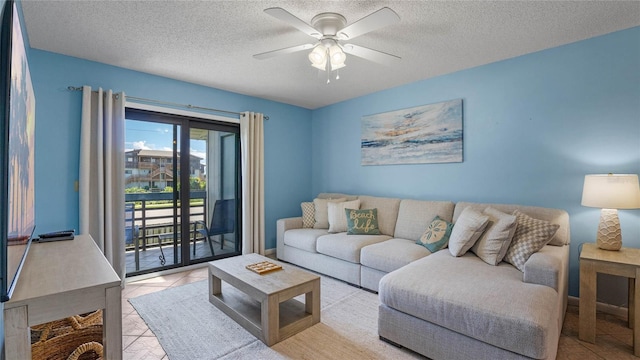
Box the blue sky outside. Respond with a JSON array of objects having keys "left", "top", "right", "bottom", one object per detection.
[{"left": 125, "top": 119, "right": 207, "bottom": 166}]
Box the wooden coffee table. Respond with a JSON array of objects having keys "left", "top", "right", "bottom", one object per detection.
[{"left": 208, "top": 253, "right": 320, "bottom": 346}]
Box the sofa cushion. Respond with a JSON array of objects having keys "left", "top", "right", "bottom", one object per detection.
[
  {"left": 379, "top": 251, "right": 558, "bottom": 359},
  {"left": 283, "top": 228, "right": 329, "bottom": 253},
  {"left": 448, "top": 207, "right": 489, "bottom": 256},
  {"left": 328, "top": 199, "right": 361, "bottom": 233},
  {"left": 394, "top": 199, "right": 455, "bottom": 241},
  {"left": 358, "top": 196, "right": 401, "bottom": 236},
  {"left": 313, "top": 198, "right": 346, "bottom": 229},
  {"left": 470, "top": 207, "right": 517, "bottom": 265},
  {"left": 301, "top": 202, "right": 315, "bottom": 228},
  {"left": 504, "top": 210, "right": 560, "bottom": 271},
  {"left": 316, "top": 233, "right": 391, "bottom": 263},
  {"left": 346, "top": 208, "right": 381, "bottom": 235},
  {"left": 361, "top": 238, "right": 430, "bottom": 273}
]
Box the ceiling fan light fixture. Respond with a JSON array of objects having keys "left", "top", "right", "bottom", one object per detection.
[
  {"left": 257, "top": 7, "right": 401, "bottom": 80},
  {"left": 330, "top": 61, "right": 346, "bottom": 71},
  {"left": 311, "top": 60, "right": 327, "bottom": 71},
  {"left": 329, "top": 44, "right": 346, "bottom": 66},
  {"left": 308, "top": 45, "right": 327, "bottom": 66}
]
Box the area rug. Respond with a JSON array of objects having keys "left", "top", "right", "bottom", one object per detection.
[{"left": 129, "top": 274, "right": 421, "bottom": 359}]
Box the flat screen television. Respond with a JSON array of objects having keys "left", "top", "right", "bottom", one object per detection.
[{"left": 0, "top": 0, "right": 36, "bottom": 302}]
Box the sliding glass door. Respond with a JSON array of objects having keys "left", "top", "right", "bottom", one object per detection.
[
  {"left": 124, "top": 108, "right": 241, "bottom": 276},
  {"left": 189, "top": 124, "right": 240, "bottom": 261}
]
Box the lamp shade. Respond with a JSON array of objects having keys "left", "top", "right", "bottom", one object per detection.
[{"left": 581, "top": 174, "right": 640, "bottom": 209}]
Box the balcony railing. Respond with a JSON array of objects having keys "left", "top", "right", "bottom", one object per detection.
[{"left": 125, "top": 190, "right": 207, "bottom": 272}]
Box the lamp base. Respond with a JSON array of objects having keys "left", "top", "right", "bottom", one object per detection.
[{"left": 596, "top": 208, "right": 622, "bottom": 251}]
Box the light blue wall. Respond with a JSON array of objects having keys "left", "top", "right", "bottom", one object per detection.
[
  {"left": 29, "top": 50, "right": 312, "bottom": 251},
  {"left": 311, "top": 27, "right": 640, "bottom": 299},
  {"left": 18, "top": 2, "right": 640, "bottom": 302}
]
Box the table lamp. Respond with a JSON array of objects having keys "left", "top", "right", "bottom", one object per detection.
[{"left": 581, "top": 174, "right": 640, "bottom": 250}]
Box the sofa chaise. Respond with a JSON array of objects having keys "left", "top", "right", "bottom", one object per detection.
[{"left": 276, "top": 193, "right": 570, "bottom": 360}]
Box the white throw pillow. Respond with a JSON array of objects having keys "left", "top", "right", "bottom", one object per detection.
[
  {"left": 327, "top": 199, "right": 361, "bottom": 233},
  {"left": 448, "top": 207, "right": 490, "bottom": 257},
  {"left": 313, "top": 198, "right": 346, "bottom": 229},
  {"left": 471, "top": 207, "right": 518, "bottom": 265}
]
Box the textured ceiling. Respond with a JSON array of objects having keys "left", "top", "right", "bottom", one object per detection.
[{"left": 22, "top": 1, "right": 640, "bottom": 109}]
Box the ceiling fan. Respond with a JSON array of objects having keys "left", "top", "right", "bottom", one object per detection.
[{"left": 254, "top": 7, "right": 401, "bottom": 81}]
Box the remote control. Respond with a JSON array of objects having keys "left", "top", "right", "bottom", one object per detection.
[
  {"left": 37, "top": 234, "right": 74, "bottom": 242},
  {"left": 38, "top": 229, "right": 75, "bottom": 238}
]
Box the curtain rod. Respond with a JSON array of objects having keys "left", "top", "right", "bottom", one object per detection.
[{"left": 67, "top": 86, "right": 269, "bottom": 120}]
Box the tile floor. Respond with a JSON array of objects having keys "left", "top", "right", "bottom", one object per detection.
[
  {"left": 122, "top": 266, "right": 210, "bottom": 360},
  {"left": 122, "top": 267, "right": 637, "bottom": 359}
]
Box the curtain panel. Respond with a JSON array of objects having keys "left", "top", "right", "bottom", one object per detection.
[
  {"left": 79, "top": 86, "right": 126, "bottom": 283},
  {"left": 240, "top": 112, "right": 265, "bottom": 255}
]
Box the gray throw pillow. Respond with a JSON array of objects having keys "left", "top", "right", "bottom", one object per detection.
[{"left": 503, "top": 210, "right": 560, "bottom": 271}]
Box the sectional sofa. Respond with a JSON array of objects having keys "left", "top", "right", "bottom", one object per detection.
[{"left": 276, "top": 193, "right": 570, "bottom": 360}]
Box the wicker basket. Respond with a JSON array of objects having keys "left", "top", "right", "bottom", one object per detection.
[
  {"left": 31, "top": 310, "right": 104, "bottom": 360},
  {"left": 67, "top": 342, "right": 103, "bottom": 360}
]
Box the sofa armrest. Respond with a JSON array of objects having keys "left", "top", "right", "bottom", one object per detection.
[
  {"left": 523, "top": 247, "right": 562, "bottom": 291},
  {"left": 276, "top": 217, "right": 303, "bottom": 260}
]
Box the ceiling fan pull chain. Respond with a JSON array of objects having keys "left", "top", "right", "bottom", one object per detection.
[{"left": 326, "top": 49, "right": 331, "bottom": 83}]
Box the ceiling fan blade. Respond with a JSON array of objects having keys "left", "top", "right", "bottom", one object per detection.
[
  {"left": 342, "top": 44, "right": 401, "bottom": 66},
  {"left": 253, "top": 43, "right": 316, "bottom": 60},
  {"left": 264, "top": 7, "right": 322, "bottom": 39},
  {"left": 337, "top": 7, "right": 400, "bottom": 40}
]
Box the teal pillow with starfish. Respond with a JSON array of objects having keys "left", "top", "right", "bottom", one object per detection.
[{"left": 417, "top": 216, "right": 453, "bottom": 252}]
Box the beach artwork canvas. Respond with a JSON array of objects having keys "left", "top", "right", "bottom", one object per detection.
[{"left": 361, "top": 99, "right": 463, "bottom": 165}]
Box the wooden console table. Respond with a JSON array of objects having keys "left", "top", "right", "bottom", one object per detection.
[
  {"left": 579, "top": 243, "right": 639, "bottom": 356},
  {"left": 3, "top": 234, "right": 122, "bottom": 359}
]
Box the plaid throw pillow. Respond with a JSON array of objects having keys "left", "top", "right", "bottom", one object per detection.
[
  {"left": 504, "top": 210, "right": 560, "bottom": 271},
  {"left": 301, "top": 202, "right": 315, "bottom": 228}
]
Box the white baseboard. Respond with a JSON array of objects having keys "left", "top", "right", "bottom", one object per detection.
[
  {"left": 264, "top": 248, "right": 276, "bottom": 256},
  {"left": 567, "top": 296, "right": 629, "bottom": 319}
]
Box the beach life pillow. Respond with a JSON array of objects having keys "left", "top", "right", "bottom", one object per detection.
[
  {"left": 313, "top": 198, "right": 346, "bottom": 229},
  {"left": 301, "top": 202, "right": 315, "bottom": 228},
  {"left": 503, "top": 210, "right": 560, "bottom": 271},
  {"left": 470, "top": 207, "right": 518, "bottom": 265},
  {"left": 327, "top": 199, "right": 361, "bottom": 233},
  {"left": 345, "top": 208, "right": 381, "bottom": 235},
  {"left": 448, "top": 207, "right": 490, "bottom": 257},
  {"left": 416, "top": 216, "right": 454, "bottom": 252}
]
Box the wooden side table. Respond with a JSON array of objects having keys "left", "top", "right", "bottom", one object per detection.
[{"left": 579, "top": 243, "right": 640, "bottom": 356}]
